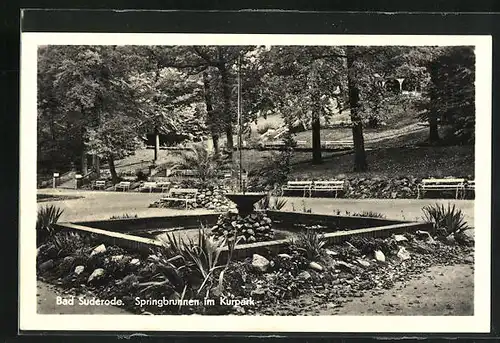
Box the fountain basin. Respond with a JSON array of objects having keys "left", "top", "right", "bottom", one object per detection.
[{"left": 224, "top": 192, "right": 267, "bottom": 216}]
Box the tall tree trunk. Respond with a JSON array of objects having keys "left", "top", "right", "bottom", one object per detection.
[
  {"left": 428, "top": 62, "right": 441, "bottom": 144},
  {"left": 108, "top": 155, "right": 119, "bottom": 183},
  {"left": 429, "top": 115, "right": 440, "bottom": 143},
  {"left": 219, "top": 65, "right": 234, "bottom": 157},
  {"left": 311, "top": 93, "right": 322, "bottom": 165},
  {"left": 93, "top": 154, "right": 100, "bottom": 178},
  {"left": 346, "top": 47, "right": 368, "bottom": 172},
  {"left": 154, "top": 127, "right": 160, "bottom": 161},
  {"left": 202, "top": 71, "right": 220, "bottom": 157},
  {"left": 81, "top": 152, "right": 88, "bottom": 175}
]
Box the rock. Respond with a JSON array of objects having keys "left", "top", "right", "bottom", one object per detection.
[
  {"left": 416, "top": 230, "right": 435, "bottom": 243},
  {"left": 252, "top": 254, "right": 270, "bottom": 272},
  {"left": 246, "top": 229, "right": 255, "bottom": 236},
  {"left": 393, "top": 234, "right": 408, "bottom": 242},
  {"left": 90, "top": 244, "right": 106, "bottom": 257},
  {"left": 356, "top": 259, "right": 371, "bottom": 268},
  {"left": 397, "top": 247, "right": 411, "bottom": 261},
  {"left": 87, "top": 268, "right": 105, "bottom": 283},
  {"left": 74, "top": 265, "right": 85, "bottom": 275},
  {"left": 309, "top": 261, "right": 324, "bottom": 272},
  {"left": 247, "top": 236, "right": 256, "bottom": 243},
  {"left": 463, "top": 255, "right": 474, "bottom": 264},
  {"left": 39, "top": 259, "right": 54, "bottom": 272},
  {"left": 374, "top": 250, "right": 386, "bottom": 262},
  {"left": 277, "top": 253, "right": 292, "bottom": 259},
  {"left": 336, "top": 260, "right": 355, "bottom": 271},
  {"left": 325, "top": 249, "right": 338, "bottom": 256},
  {"left": 111, "top": 255, "right": 124, "bottom": 262},
  {"left": 130, "top": 258, "right": 141, "bottom": 266},
  {"left": 298, "top": 270, "right": 312, "bottom": 280},
  {"left": 250, "top": 287, "right": 266, "bottom": 299}
]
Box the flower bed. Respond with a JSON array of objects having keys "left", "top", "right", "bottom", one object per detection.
[
  {"left": 37, "top": 229, "right": 474, "bottom": 316},
  {"left": 149, "top": 186, "right": 234, "bottom": 211}
]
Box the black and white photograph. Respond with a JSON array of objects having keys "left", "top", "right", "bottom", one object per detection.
[{"left": 20, "top": 33, "right": 491, "bottom": 332}]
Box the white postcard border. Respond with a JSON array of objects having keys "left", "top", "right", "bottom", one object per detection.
[{"left": 20, "top": 33, "right": 492, "bottom": 333}]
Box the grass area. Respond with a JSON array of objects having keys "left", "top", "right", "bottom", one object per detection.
[
  {"left": 288, "top": 145, "right": 474, "bottom": 179},
  {"left": 37, "top": 194, "right": 83, "bottom": 203}
]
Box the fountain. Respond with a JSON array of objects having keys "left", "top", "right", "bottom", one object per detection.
[{"left": 224, "top": 53, "right": 266, "bottom": 217}]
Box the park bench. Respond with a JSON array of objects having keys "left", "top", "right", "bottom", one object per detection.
[
  {"left": 264, "top": 141, "right": 286, "bottom": 149},
  {"left": 92, "top": 180, "right": 107, "bottom": 190},
  {"left": 417, "top": 178, "right": 466, "bottom": 199},
  {"left": 312, "top": 180, "right": 345, "bottom": 198},
  {"left": 138, "top": 181, "right": 171, "bottom": 193},
  {"left": 166, "top": 169, "right": 198, "bottom": 177},
  {"left": 464, "top": 179, "right": 475, "bottom": 198},
  {"left": 281, "top": 181, "right": 313, "bottom": 197},
  {"left": 162, "top": 188, "right": 199, "bottom": 209},
  {"left": 114, "top": 181, "right": 131, "bottom": 192},
  {"left": 321, "top": 140, "right": 353, "bottom": 149}
]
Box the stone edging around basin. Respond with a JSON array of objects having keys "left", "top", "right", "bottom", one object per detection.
[{"left": 54, "top": 214, "right": 433, "bottom": 259}]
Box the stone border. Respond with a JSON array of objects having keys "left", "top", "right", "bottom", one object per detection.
[{"left": 54, "top": 211, "right": 432, "bottom": 260}]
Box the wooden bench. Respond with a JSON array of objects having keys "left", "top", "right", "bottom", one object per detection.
[
  {"left": 92, "top": 180, "right": 107, "bottom": 190},
  {"left": 417, "top": 178, "right": 466, "bottom": 199},
  {"left": 114, "top": 181, "right": 131, "bottom": 192},
  {"left": 321, "top": 140, "right": 353, "bottom": 148},
  {"left": 162, "top": 188, "right": 198, "bottom": 209},
  {"left": 138, "top": 181, "right": 160, "bottom": 193},
  {"left": 464, "top": 179, "right": 475, "bottom": 198},
  {"left": 312, "top": 180, "right": 345, "bottom": 198},
  {"left": 167, "top": 169, "right": 198, "bottom": 177},
  {"left": 281, "top": 181, "right": 313, "bottom": 197}
]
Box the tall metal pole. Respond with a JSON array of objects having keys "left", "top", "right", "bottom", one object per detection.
[{"left": 237, "top": 54, "right": 243, "bottom": 193}]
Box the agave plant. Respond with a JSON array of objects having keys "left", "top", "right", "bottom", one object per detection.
[
  {"left": 174, "top": 143, "right": 220, "bottom": 186},
  {"left": 36, "top": 205, "right": 64, "bottom": 247},
  {"left": 422, "top": 203, "right": 470, "bottom": 237},
  {"left": 290, "top": 228, "right": 326, "bottom": 260},
  {"left": 255, "top": 194, "right": 288, "bottom": 211},
  {"left": 161, "top": 228, "right": 240, "bottom": 297}
]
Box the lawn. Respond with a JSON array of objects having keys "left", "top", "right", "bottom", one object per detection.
[{"left": 287, "top": 145, "right": 474, "bottom": 179}]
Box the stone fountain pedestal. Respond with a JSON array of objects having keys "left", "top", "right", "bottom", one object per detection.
[{"left": 224, "top": 192, "right": 267, "bottom": 216}]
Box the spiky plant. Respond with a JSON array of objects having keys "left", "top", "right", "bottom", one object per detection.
[
  {"left": 422, "top": 203, "right": 470, "bottom": 237},
  {"left": 160, "top": 228, "right": 240, "bottom": 297},
  {"left": 174, "top": 143, "right": 220, "bottom": 186},
  {"left": 290, "top": 228, "right": 326, "bottom": 260},
  {"left": 36, "top": 205, "right": 64, "bottom": 247}
]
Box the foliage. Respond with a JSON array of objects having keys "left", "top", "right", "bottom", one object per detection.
[
  {"left": 174, "top": 143, "right": 220, "bottom": 186},
  {"left": 159, "top": 229, "right": 240, "bottom": 298},
  {"left": 50, "top": 231, "right": 85, "bottom": 257},
  {"left": 423, "top": 46, "right": 475, "bottom": 144},
  {"left": 109, "top": 213, "right": 138, "bottom": 219},
  {"left": 36, "top": 205, "right": 64, "bottom": 247},
  {"left": 255, "top": 194, "right": 288, "bottom": 211},
  {"left": 351, "top": 211, "right": 386, "bottom": 218},
  {"left": 290, "top": 228, "right": 326, "bottom": 260},
  {"left": 422, "top": 203, "right": 470, "bottom": 236}
]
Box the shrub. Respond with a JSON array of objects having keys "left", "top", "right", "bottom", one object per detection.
[
  {"left": 159, "top": 229, "right": 240, "bottom": 298},
  {"left": 110, "top": 213, "right": 138, "bottom": 219},
  {"left": 175, "top": 143, "right": 219, "bottom": 187},
  {"left": 36, "top": 205, "right": 64, "bottom": 247},
  {"left": 255, "top": 194, "right": 288, "bottom": 211},
  {"left": 351, "top": 211, "right": 386, "bottom": 218},
  {"left": 290, "top": 228, "right": 326, "bottom": 260},
  {"left": 50, "top": 231, "right": 85, "bottom": 257},
  {"left": 422, "top": 203, "right": 470, "bottom": 237},
  {"left": 136, "top": 169, "right": 148, "bottom": 181}
]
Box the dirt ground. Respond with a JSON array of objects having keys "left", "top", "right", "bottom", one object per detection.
[
  {"left": 37, "top": 263, "right": 473, "bottom": 316},
  {"left": 307, "top": 264, "right": 473, "bottom": 316}
]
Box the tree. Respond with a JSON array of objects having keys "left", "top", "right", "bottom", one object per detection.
[
  {"left": 259, "top": 46, "right": 345, "bottom": 164},
  {"left": 425, "top": 46, "right": 475, "bottom": 144}
]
